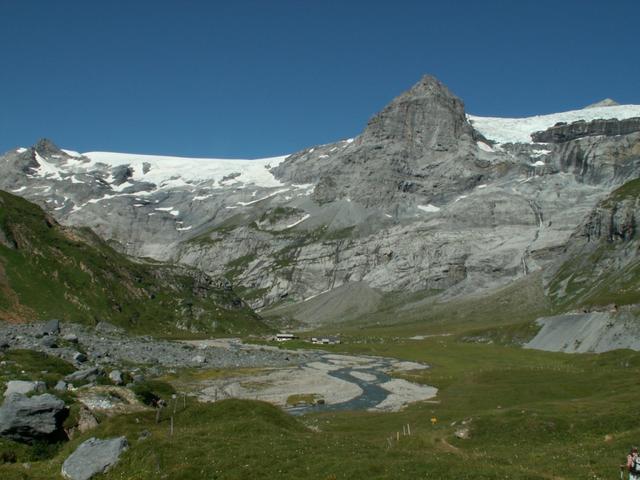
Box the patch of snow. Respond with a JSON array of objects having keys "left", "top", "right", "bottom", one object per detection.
[
  {"left": 16, "top": 147, "right": 28, "bottom": 153},
  {"left": 87, "top": 194, "right": 118, "bottom": 204},
  {"left": 417, "top": 204, "right": 440, "bottom": 213},
  {"left": 284, "top": 214, "right": 310, "bottom": 229},
  {"left": 531, "top": 149, "right": 551, "bottom": 158},
  {"left": 319, "top": 154, "right": 329, "bottom": 159},
  {"left": 177, "top": 226, "right": 193, "bottom": 231},
  {"left": 303, "top": 288, "right": 332, "bottom": 302},
  {"left": 477, "top": 184, "right": 487, "bottom": 189},
  {"left": 476, "top": 141, "right": 494, "bottom": 152},
  {"left": 532, "top": 160, "right": 546, "bottom": 167},
  {"left": 384, "top": 213, "right": 392, "bottom": 218},
  {"left": 345, "top": 138, "right": 354, "bottom": 143},
  {"left": 33, "top": 152, "right": 62, "bottom": 180},
  {"left": 454, "top": 195, "right": 468, "bottom": 203},
  {"left": 237, "top": 188, "right": 289, "bottom": 206},
  {"left": 70, "top": 175, "right": 85, "bottom": 184},
  {"left": 468, "top": 104, "right": 640, "bottom": 145},
  {"left": 62, "top": 149, "right": 82, "bottom": 158},
  {"left": 155, "top": 207, "right": 174, "bottom": 211},
  {"left": 193, "top": 194, "right": 214, "bottom": 201},
  {"left": 11, "top": 186, "right": 27, "bottom": 193}
]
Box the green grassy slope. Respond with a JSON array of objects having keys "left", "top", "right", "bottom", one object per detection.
[
  {"left": 0, "top": 190, "right": 268, "bottom": 335},
  {"left": 2, "top": 338, "right": 639, "bottom": 479}
]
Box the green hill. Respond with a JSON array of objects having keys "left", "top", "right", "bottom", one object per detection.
[{"left": 0, "top": 190, "right": 268, "bottom": 336}]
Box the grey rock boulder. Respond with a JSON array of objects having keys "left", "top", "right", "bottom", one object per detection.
[
  {"left": 73, "top": 352, "right": 88, "bottom": 363},
  {"left": 191, "top": 355, "right": 207, "bottom": 365},
  {"left": 61, "top": 436, "right": 128, "bottom": 480},
  {"left": 54, "top": 380, "right": 68, "bottom": 392},
  {"left": 41, "top": 319, "right": 60, "bottom": 335},
  {"left": 0, "top": 393, "right": 67, "bottom": 443},
  {"left": 41, "top": 336, "right": 58, "bottom": 348},
  {"left": 63, "top": 334, "right": 79, "bottom": 343},
  {"left": 108, "top": 370, "right": 123, "bottom": 385},
  {"left": 65, "top": 367, "right": 102, "bottom": 383},
  {"left": 4, "top": 380, "right": 46, "bottom": 397}
]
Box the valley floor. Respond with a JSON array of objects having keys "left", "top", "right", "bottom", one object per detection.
[{"left": 2, "top": 321, "right": 640, "bottom": 479}]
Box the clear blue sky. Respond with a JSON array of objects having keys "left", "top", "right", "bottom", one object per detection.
[{"left": 1, "top": 0, "right": 639, "bottom": 158}]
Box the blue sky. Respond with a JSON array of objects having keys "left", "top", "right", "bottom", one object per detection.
[{"left": 1, "top": 0, "right": 639, "bottom": 158}]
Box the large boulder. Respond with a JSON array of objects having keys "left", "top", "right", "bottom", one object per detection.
[
  {"left": 65, "top": 367, "right": 102, "bottom": 384},
  {"left": 61, "top": 436, "right": 128, "bottom": 480},
  {"left": 0, "top": 393, "right": 67, "bottom": 443},
  {"left": 4, "top": 380, "right": 46, "bottom": 397},
  {"left": 41, "top": 319, "right": 60, "bottom": 335}
]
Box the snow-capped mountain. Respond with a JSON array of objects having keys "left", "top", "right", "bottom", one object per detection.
[{"left": 2, "top": 75, "right": 640, "bottom": 324}]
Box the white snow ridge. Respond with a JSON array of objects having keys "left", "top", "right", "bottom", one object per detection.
[
  {"left": 468, "top": 104, "right": 640, "bottom": 145},
  {"left": 82, "top": 151, "right": 288, "bottom": 188}
]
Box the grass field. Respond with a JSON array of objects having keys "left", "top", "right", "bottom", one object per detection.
[{"left": 2, "top": 328, "right": 639, "bottom": 479}]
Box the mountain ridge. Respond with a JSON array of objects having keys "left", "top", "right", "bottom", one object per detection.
[{"left": 2, "top": 75, "right": 640, "bottom": 325}]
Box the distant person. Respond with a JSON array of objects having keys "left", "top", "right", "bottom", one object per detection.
[{"left": 627, "top": 447, "right": 640, "bottom": 480}]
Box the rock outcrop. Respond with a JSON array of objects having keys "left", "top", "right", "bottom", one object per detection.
[
  {"left": 0, "top": 393, "right": 67, "bottom": 443},
  {"left": 61, "top": 436, "right": 128, "bottom": 480},
  {"left": 532, "top": 117, "right": 640, "bottom": 143}
]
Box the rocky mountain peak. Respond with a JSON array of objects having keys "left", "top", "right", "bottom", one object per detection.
[
  {"left": 583, "top": 98, "right": 620, "bottom": 109},
  {"left": 361, "top": 74, "right": 473, "bottom": 152},
  {"left": 34, "top": 138, "right": 62, "bottom": 157},
  {"left": 402, "top": 74, "right": 457, "bottom": 100}
]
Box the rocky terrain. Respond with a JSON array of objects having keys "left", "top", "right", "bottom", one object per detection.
[
  {"left": 0, "top": 320, "right": 315, "bottom": 370},
  {"left": 1, "top": 75, "right": 640, "bottom": 327}
]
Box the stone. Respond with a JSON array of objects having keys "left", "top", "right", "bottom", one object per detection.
[
  {"left": 191, "top": 355, "right": 207, "bottom": 365},
  {"left": 453, "top": 427, "right": 471, "bottom": 440},
  {"left": 63, "top": 334, "right": 79, "bottom": 343},
  {"left": 0, "top": 393, "right": 67, "bottom": 443},
  {"left": 61, "top": 436, "right": 128, "bottom": 480},
  {"left": 73, "top": 352, "right": 88, "bottom": 363},
  {"left": 65, "top": 367, "right": 102, "bottom": 383},
  {"left": 54, "top": 380, "right": 68, "bottom": 392},
  {"left": 4, "top": 380, "right": 46, "bottom": 397},
  {"left": 454, "top": 427, "right": 471, "bottom": 439},
  {"left": 41, "top": 319, "right": 60, "bottom": 336},
  {"left": 41, "top": 336, "right": 58, "bottom": 348},
  {"left": 108, "top": 370, "right": 123, "bottom": 385},
  {"left": 76, "top": 407, "right": 99, "bottom": 434}
]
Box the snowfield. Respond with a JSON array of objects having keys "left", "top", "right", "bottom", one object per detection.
[
  {"left": 468, "top": 104, "right": 640, "bottom": 145},
  {"left": 80, "top": 151, "right": 288, "bottom": 188}
]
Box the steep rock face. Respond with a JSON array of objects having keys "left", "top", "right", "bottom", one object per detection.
[
  {"left": 532, "top": 117, "right": 640, "bottom": 143},
  {"left": 1, "top": 76, "right": 640, "bottom": 316},
  {"left": 547, "top": 178, "right": 640, "bottom": 309},
  {"left": 272, "top": 76, "right": 490, "bottom": 208}
]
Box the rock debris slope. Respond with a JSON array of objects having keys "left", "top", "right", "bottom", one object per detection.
[{"left": 1, "top": 75, "right": 640, "bottom": 325}]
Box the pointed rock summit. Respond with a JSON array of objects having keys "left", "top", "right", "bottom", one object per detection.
[
  {"left": 274, "top": 74, "right": 480, "bottom": 207},
  {"left": 584, "top": 98, "right": 620, "bottom": 109},
  {"left": 34, "top": 138, "right": 62, "bottom": 157},
  {"left": 361, "top": 75, "right": 473, "bottom": 152}
]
